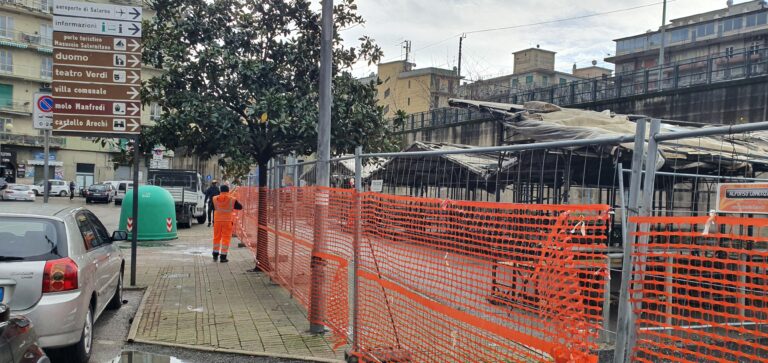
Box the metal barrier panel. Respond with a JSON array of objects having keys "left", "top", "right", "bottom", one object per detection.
[
  {"left": 354, "top": 193, "right": 611, "bottom": 363},
  {"left": 629, "top": 215, "right": 768, "bottom": 363}
]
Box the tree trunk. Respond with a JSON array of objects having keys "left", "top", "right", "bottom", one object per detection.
[{"left": 255, "top": 161, "right": 270, "bottom": 272}]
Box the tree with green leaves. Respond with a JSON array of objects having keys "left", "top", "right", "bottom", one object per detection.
[{"left": 142, "top": 0, "right": 397, "bottom": 186}]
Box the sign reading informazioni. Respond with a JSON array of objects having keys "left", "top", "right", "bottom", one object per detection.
[{"left": 716, "top": 183, "right": 768, "bottom": 214}]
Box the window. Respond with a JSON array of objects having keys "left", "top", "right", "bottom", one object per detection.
[
  {"left": 39, "top": 0, "right": 51, "bottom": 13},
  {"left": 542, "top": 75, "right": 549, "bottom": 86},
  {"left": 150, "top": 102, "right": 161, "bottom": 120},
  {"left": 696, "top": 23, "right": 715, "bottom": 37},
  {"left": 383, "top": 88, "right": 390, "bottom": 98},
  {"left": 724, "top": 17, "right": 743, "bottom": 32},
  {"left": 382, "top": 105, "right": 389, "bottom": 115},
  {"left": 749, "top": 41, "right": 761, "bottom": 55},
  {"left": 41, "top": 57, "right": 52, "bottom": 78},
  {"left": 0, "top": 217, "right": 63, "bottom": 261},
  {"left": 725, "top": 46, "right": 735, "bottom": 58},
  {"left": 0, "top": 117, "right": 12, "bottom": 133},
  {"left": 559, "top": 78, "right": 567, "bottom": 85},
  {"left": 512, "top": 79, "right": 519, "bottom": 87},
  {"left": 670, "top": 28, "right": 689, "bottom": 42},
  {"left": 649, "top": 33, "right": 662, "bottom": 47},
  {"left": 86, "top": 212, "right": 111, "bottom": 246},
  {"left": 0, "top": 84, "right": 11, "bottom": 108},
  {"left": 0, "top": 16, "right": 13, "bottom": 39},
  {"left": 433, "top": 95, "right": 439, "bottom": 106},
  {"left": 76, "top": 212, "right": 100, "bottom": 250},
  {"left": 408, "top": 80, "right": 411, "bottom": 88},
  {"left": 525, "top": 75, "right": 533, "bottom": 85},
  {"left": 0, "top": 50, "right": 12, "bottom": 72},
  {"left": 407, "top": 97, "right": 410, "bottom": 106},
  {"left": 746, "top": 13, "right": 766, "bottom": 27},
  {"left": 40, "top": 24, "right": 53, "bottom": 46}
]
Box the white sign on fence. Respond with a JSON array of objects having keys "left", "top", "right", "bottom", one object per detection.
[{"left": 370, "top": 179, "right": 383, "bottom": 192}]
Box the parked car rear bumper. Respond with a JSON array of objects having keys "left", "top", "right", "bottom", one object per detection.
[{"left": 16, "top": 290, "right": 86, "bottom": 348}]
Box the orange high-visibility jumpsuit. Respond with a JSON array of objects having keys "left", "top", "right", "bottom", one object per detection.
[{"left": 212, "top": 192, "right": 236, "bottom": 257}]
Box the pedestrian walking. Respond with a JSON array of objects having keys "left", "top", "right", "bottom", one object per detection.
[
  {"left": 69, "top": 181, "right": 75, "bottom": 200},
  {"left": 204, "top": 180, "right": 220, "bottom": 227},
  {"left": 211, "top": 185, "right": 242, "bottom": 263}
]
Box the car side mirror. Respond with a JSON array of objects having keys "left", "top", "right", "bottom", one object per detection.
[{"left": 111, "top": 231, "right": 128, "bottom": 242}]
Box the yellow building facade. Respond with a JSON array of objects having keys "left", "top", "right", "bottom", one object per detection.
[{"left": 374, "top": 60, "right": 460, "bottom": 119}]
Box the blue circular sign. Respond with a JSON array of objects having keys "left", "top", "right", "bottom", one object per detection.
[
  {"left": 38, "top": 96, "right": 53, "bottom": 112},
  {"left": 206, "top": 175, "right": 212, "bottom": 181}
]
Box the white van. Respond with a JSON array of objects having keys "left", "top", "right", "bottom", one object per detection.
[{"left": 114, "top": 181, "right": 133, "bottom": 205}]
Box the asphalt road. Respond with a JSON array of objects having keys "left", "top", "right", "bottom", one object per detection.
[{"left": 10, "top": 196, "right": 310, "bottom": 363}]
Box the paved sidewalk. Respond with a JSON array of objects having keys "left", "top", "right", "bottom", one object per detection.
[{"left": 124, "top": 226, "right": 344, "bottom": 361}]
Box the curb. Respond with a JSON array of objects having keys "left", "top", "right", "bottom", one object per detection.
[
  {"left": 126, "top": 285, "right": 151, "bottom": 342},
  {"left": 129, "top": 338, "right": 345, "bottom": 363}
]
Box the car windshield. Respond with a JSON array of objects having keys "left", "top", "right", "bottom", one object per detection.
[
  {"left": 0, "top": 217, "right": 66, "bottom": 261},
  {"left": 10, "top": 185, "right": 29, "bottom": 191},
  {"left": 89, "top": 185, "right": 107, "bottom": 191}
]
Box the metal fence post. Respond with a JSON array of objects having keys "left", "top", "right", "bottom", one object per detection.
[
  {"left": 290, "top": 160, "right": 298, "bottom": 298},
  {"left": 273, "top": 159, "right": 281, "bottom": 283},
  {"left": 623, "top": 118, "right": 661, "bottom": 362},
  {"left": 613, "top": 118, "right": 647, "bottom": 363},
  {"left": 351, "top": 146, "right": 363, "bottom": 355}
]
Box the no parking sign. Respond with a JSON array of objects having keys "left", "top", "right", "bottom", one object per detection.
[{"left": 33, "top": 93, "right": 53, "bottom": 130}]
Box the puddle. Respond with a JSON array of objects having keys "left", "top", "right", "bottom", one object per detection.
[{"left": 111, "top": 350, "right": 188, "bottom": 362}]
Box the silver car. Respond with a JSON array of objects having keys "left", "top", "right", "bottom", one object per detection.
[{"left": 0, "top": 205, "right": 126, "bottom": 363}]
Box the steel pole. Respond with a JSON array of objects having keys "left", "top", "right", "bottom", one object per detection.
[
  {"left": 351, "top": 146, "right": 363, "bottom": 352},
  {"left": 310, "top": 0, "right": 333, "bottom": 335},
  {"left": 614, "top": 118, "right": 647, "bottom": 363},
  {"left": 657, "top": 0, "right": 667, "bottom": 90},
  {"left": 130, "top": 135, "right": 140, "bottom": 286},
  {"left": 43, "top": 129, "right": 50, "bottom": 203},
  {"left": 623, "top": 118, "right": 661, "bottom": 362}
]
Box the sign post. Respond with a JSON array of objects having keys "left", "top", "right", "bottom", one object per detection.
[
  {"left": 33, "top": 93, "right": 54, "bottom": 203},
  {"left": 53, "top": 0, "right": 142, "bottom": 285}
]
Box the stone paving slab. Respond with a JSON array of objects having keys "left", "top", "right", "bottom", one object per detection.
[{"left": 124, "top": 227, "right": 345, "bottom": 361}]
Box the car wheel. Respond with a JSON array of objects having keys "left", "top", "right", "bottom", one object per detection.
[
  {"left": 59, "top": 191, "right": 66, "bottom": 197},
  {"left": 85, "top": 198, "right": 91, "bottom": 204},
  {"left": 65, "top": 304, "right": 93, "bottom": 363},
  {"left": 197, "top": 214, "right": 207, "bottom": 224},
  {"left": 107, "top": 269, "right": 123, "bottom": 310},
  {"left": 34, "top": 190, "right": 40, "bottom": 196}
]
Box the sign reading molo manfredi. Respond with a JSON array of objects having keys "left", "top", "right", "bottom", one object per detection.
[
  {"left": 717, "top": 183, "right": 768, "bottom": 214},
  {"left": 52, "top": 0, "right": 142, "bottom": 135}
]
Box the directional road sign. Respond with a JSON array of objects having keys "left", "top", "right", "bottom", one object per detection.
[
  {"left": 53, "top": 0, "right": 142, "bottom": 22},
  {"left": 53, "top": 0, "right": 141, "bottom": 135}
]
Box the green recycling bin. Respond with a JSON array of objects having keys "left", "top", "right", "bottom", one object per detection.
[{"left": 119, "top": 185, "right": 178, "bottom": 241}]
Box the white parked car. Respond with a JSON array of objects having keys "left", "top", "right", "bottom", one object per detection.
[
  {"left": 0, "top": 205, "right": 127, "bottom": 363},
  {"left": 30, "top": 180, "right": 70, "bottom": 197},
  {"left": 0, "top": 184, "right": 35, "bottom": 201}
]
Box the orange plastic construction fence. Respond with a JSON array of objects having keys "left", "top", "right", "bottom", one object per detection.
[
  {"left": 629, "top": 215, "right": 768, "bottom": 363},
  {"left": 235, "top": 186, "right": 612, "bottom": 362}
]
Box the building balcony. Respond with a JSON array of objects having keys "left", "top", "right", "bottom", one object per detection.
[
  {"left": 0, "top": 0, "right": 53, "bottom": 18},
  {"left": 0, "top": 132, "right": 65, "bottom": 148},
  {"left": 0, "top": 98, "right": 31, "bottom": 115},
  {"left": 0, "top": 30, "right": 52, "bottom": 53},
  {"left": 0, "top": 63, "right": 52, "bottom": 83}
]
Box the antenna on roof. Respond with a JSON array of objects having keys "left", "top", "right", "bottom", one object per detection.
[{"left": 402, "top": 40, "right": 412, "bottom": 62}]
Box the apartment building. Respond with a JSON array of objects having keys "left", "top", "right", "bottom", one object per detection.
[
  {"left": 371, "top": 60, "right": 461, "bottom": 118},
  {"left": 606, "top": 0, "right": 768, "bottom": 73},
  {"left": 0, "top": 0, "right": 162, "bottom": 187},
  {"left": 459, "top": 46, "right": 612, "bottom": 101}
]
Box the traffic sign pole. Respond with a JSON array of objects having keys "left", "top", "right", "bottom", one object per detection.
[
  {"left": 130, "top": 134, "right": 139, "bottom": 287},
  {"left": 43, "top": 129, "right": 50, "bottom": 204}
]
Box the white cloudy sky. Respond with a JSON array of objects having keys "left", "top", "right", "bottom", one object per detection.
[{"left": 341, "top": 0, "right": 733, "bottom": 81}]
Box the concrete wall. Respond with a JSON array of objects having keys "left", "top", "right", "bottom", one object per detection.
[{"left": 401, "top": 119, "right": 502, "bottom": 147}]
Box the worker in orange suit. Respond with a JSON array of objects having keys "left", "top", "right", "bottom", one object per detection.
[{"left": 212, "top": 185, "right": 243, "bottom": 263}]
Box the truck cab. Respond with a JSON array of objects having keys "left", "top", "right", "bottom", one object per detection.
[{"left": 146, "top": 169, "right": 206, "bottom": 228}]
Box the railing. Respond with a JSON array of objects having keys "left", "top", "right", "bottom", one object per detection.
[
  {"left": 0, "top": 0, "right": 52, "bottom": 15},
  {"left": 395, "top": 47, "right": 768, "bottom": 132},
  {"left": 0, "top": 30, "right": 53, "bottom": 49},
  {"left": 0, "top": 132, "right": 65, "bottom": 147},
  {"left": 0, "top": 63, "right": 52, "bottom": 82},
  {"left": 0, "top": 99, "right": 31, "bottom": 114}
]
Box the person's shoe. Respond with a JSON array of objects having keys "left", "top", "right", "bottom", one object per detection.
[
  {"left": 212, "top": 252, "right": 219, "bottom": 261},
  {"left": 219, "top": 255, "right": 228, "bottom": 263},
  {"left": 207, "top": 223, "right": 211, "bottom": 227}
]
